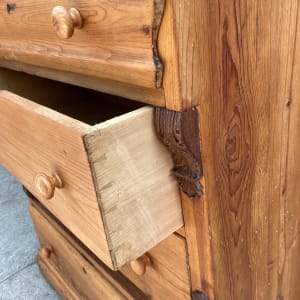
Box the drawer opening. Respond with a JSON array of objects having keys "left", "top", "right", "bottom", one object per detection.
[
  {"left": 0, "top": 66, "right": 183, "bottom": 270},
  {"left": 0, "top": 67, "right": 143, "bottom": 125}
]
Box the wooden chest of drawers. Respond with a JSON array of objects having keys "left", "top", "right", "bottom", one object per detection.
[{"left": 1, "top": 0, "right": 300, "bottom": 299}]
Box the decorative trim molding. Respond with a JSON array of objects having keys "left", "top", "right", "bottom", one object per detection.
[{"left": 154, "top": 107, "right": 203, "bottom": 198}]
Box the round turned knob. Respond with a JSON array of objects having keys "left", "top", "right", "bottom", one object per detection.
[
  {"left": 51, "top": 6, "right": 83, "bottom": 39},
  {"left": 130, "top": 254, "right": 151, "bottom": 276},
  {"left": 39, "top": 247, "right": 54, "bottom": 259},
  {"left": 35, "top": 173, "right": 63, "bottom": 200}
]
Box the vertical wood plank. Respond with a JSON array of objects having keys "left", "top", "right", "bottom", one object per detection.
[
  {"left": 197, "top": 1, "right": 300, "bottom": 299},
  {"left": 280, "top": 8, "right": 300, "bottom": 300},
  {"left": 181, "top": 188, "right": 214, "bottom": 300},
  {"left": 159, "top": 0, "right": 210, "bottom": 110}
]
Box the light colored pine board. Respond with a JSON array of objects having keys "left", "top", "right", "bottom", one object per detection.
[
  {"left": 0, "top": 0, "right": 165, "bottom": 89},
  {"left": 0, "top": 90, "right": 112, "bottom": 267},
  {"left": 120, "top": 233, "right": 191, "bottom": 300},
  {"left": 38, "top": 260, "right": 82, "bottom": 300},
  {"left": 85, "top": 107, "right": 183, "bottom": 268},
  {"left": 0, "top": 85, "right": 183, "bottom": 270},
  {"left": 0, "top": 61, "right": 166, "bottom": 107},
  {"left": 159, "top": 0, "right": 209, "bottom": 111},
  {"left": 176, "top": 227, "right": 186, "bottom": 237},
  {"left": 181, "top": 187, "right": 214, "bottom": 299}
]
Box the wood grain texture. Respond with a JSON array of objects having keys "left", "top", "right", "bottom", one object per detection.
[
  {"left": 181, "top": 188, "right": 214, "bottom": 300},
  {"left": 279, "top": 10, "right": 300, "bottom": 300},
  {"left": 30, "top": 199, "right": 147, "bottom": 300},
  {"left": 0, "top": 62, "right": 166, "bottom": 107},
  {"left": 85, "top": 107, "right": 183, "bottom": 268},
  {"left": 121, "top": 233, "right": 191, "bottom": 300},
  {"left": 0, "top": 90, "right": 112, "bottom": 266},
  {"left": 0, "top": 0, "right": 165, "bottom": 89},
  {"left": 196, "top": 0, "right": 300, "bottom": 299},
  {"left": 0, "top": 82, "right": 182, "bottom": 270},
  {"left": 159, "top": 0, "right": 209, "bottom": 110}
]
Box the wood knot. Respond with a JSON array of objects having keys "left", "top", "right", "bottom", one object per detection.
[{"left": 142, "top": 25, "right": 150, "bottom": 35}]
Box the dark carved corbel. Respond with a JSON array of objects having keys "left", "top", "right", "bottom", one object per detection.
[{"left": 154, "top": 107, "right": 203, "bottom": 198}]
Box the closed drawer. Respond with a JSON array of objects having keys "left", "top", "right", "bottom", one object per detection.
[
  {"left": 0, "top": 0, "right": 164, "bottom": 89},
  {"left": 29, "top": 198, "right": 148, "bottom": 300},
  {"left": 121, "top": 234, "right": 191, "bottom": 300},
  {"left": 0, "top": 69, "right": 182, "bottom": 270}
]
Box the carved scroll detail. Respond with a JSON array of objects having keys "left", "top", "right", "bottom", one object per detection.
[{"left": 155, "top": 107, "right": 203, "bottom": 198}]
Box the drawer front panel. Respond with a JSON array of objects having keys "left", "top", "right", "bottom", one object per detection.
[
  {"left": 0, "top": 0, "right": 164, "bottom": 89},
  {"left": 0, "top": 90, "right": 112, "bottom": 266},
  {"left": 121, "top": 234, "right": 191, "bottom": 300},
  {"left": 30, "top": 199, "right": 147, "bottom": 300},
  {"left": 0, "top": 88, "right": 182, "bottom": 270}
]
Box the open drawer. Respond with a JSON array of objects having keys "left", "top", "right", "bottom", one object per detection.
[{"left": 0, "top": 68, "right": 182, "bottom": 270}]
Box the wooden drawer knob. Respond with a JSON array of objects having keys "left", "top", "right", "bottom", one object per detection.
[
  {"left": 35, "top": 173, "right": 63, "bottom": 200},
  {"left": 39, "top": 247, "right": 54, "bottom": 259},
  {"left": 130, "top": 254, "right": 151, "bottom": 275},
  {"left": 52, "top": 6, "right": 83, "bottom": 39}
]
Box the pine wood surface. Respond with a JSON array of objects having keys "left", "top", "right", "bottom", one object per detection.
[
  {"left": 279, "top": 11, "right": 300, "bottom": 299},
  {"left": 181, "top": 188, "right": 213, "bottom": 300},
  {"left": 0, "top": 60, "right": 166, "bottom": 107},
  {"left": 84, "top": 106, "right": 183, "bottom": 268},
  {"left": 0, "top": 0, "right": 164, "bottom": 89},
  {"left": 0, "top": 85, "right": 182, "bottom": 270},
  {"left": 120, "top": 233, "right": 191, "bottom": 300},
  {"left": 194, "top": 1, "right": 300, "bottom": 299},
  {"left": 0, "top": 90, "right": 111, "bottom": 265},
  {"left": 159, "top": 0, "right": 207, "bottom": 111},
  {"left": 30, "top": 199, "right": 147, "bottom": 300}
]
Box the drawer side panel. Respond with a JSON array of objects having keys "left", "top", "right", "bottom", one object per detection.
[{"left": 85, "top": 107, "right": 183, "bottom": 269}]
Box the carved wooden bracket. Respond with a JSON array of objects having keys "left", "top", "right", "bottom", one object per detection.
[{"left": 154, "top": 107, "right": 203, "bottom": 198}]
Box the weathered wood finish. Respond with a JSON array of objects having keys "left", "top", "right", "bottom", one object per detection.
[
  {"left": 0, "top": 0, "right": 165, "bottom": 89},
  {"left": 181, "top": 189, "right": 213, "bottom": 299},
  {"left": 159, "top": 0, "right": 207, "bottom": 111},
  {"left": 0, "top": 87, "right": 182, "bottom": 269},
  {"left": 85, "top": 107, "right": 183, "bottom": 268},
  {"left": 155, "top": 107, "right": 203, "bottom": 198},
  {"left": 0, "top": 90, "right": 111, "bottom": 265},
  {"left": 121, "top": 233, "right": 191, "bottom": 300},
  {"left": 159, "top": 0, "right": 300, "bottom": 298},
  {"left": 279, "top": 8, "right": 300, "bottom": 300},
  {"left": 30, "top": 199, "right": 147, "bottom": 300},
  {"left": 193, "top": 0, "right": 300, "bottom": 299},
  {"left": 154, "top": 105, "right": 213, "bottom": 297}
]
